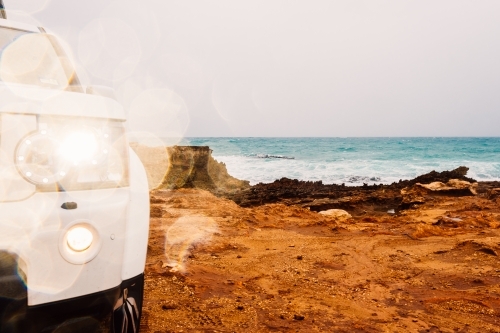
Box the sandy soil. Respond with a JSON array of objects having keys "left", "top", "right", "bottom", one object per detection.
[{"left": 139, "top": 188, "right": 500, "bottom": 333}]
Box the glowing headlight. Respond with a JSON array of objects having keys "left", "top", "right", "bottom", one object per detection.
[
  {"left": 66, "top": 226, "right": 94, "bottom": 252},
  {"left": 58, "top": 131, "right": 99, "bottom": 164},
  {"left": 15, "top": 117, "right": 129, "bottom": 191}
]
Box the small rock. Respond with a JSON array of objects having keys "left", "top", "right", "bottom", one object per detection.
[
  {"left": 297, "top": 255, "right": 303, "bottom": 260},
  {"left": 387, "top": 209, "right": 395, "bottom": 214},
  {"left": 237, "top": 255, "right": 242, "bottom": 259},
  {"left": 371, "top": 313, "right": 378, "bottom": 316},
  {"left": 162, "top": 262, "right": 177, "bottom": 269},
  {"left": 236, "top": 305, "right": 244, "bottom": 311},
  {"left": 293, "top": 314, "right": 305, "bottom": 321},
  {"left": 161, "top": 303, "right": 177, "bottom": 310}
]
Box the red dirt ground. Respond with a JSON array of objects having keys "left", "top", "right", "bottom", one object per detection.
[{"left": 141, "top": 189, "right": 500, "bottom": 333}]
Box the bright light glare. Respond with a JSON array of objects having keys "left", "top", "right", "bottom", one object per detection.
[
  {"left": 66, "top": 226, "right": 93, "bottom": 252},
  {"left": 58, "top": 132, "right": 98, "bottom": 163}
]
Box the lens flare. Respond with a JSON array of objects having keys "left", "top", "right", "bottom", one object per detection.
[
  {"left": 127, "top": 132, "right": 169, "bottom": 190},
  {"left": 78, "top": 18, "right": 142, "bottom": 82},
  {"left": 165, "top": 215, "right": 218, "bottom": 272},
  {"left": 128, "top": 89, "right": 190, "bottom": 140}
]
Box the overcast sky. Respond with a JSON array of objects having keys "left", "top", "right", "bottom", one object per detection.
[{"left": 7, "top": 0, "right": 500, "bottom": 137}]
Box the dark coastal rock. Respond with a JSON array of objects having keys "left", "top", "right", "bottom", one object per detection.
[
  {"left": 395, "top": 166, "right": 476, "bottom": 188},
  {"left": 223, "top": 177, "right": 402, "bottom": 214},
  {"left": 221, "top": 167, "right": 479, "bottom": 215}
]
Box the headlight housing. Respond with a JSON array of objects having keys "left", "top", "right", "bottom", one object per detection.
[{"left": 15, "top": 116, "right": 129, "bottom": 191}]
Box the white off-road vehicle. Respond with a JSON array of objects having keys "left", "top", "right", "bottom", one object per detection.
[{"left": 0, "top": 5, "right": 150, "bottom": 333}]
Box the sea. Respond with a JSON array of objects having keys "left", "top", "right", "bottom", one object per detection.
[{"left": 171, "top": 137, "right": 500, "bottom": 186}]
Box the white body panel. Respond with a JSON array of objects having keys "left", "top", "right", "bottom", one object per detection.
[
  {"left": 122, "top": 149, "right": 150, "bottom": 280},
  {"left": 0, "top": 83, "right": 126, "bottom": 120},
  {"left": 0, "top": 18, "right": 39, "bottom": 33}
]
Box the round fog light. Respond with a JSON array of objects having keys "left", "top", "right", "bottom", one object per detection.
[{"left": 66, "top": 226, "right": 93, "bottom": 252}]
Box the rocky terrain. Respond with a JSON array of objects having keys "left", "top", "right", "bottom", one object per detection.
[
  {"left": 222, "top": 166, "right": 496, "bottom": 212},
  {"left": 131, "top": 147, "right": 500, "bottom": 332}
]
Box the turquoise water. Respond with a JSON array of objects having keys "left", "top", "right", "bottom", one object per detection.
[{"left": 174, "top": 138, "right": 500, "bottom": 185}]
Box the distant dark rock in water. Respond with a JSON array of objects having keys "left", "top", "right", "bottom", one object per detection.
[
  {"left": 253, "top": 154, "right": 295, "bottom": 160},
  {"left": 159, "top": 146, "right": 250, "bottom": 192}
]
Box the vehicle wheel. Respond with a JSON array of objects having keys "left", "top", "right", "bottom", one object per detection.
[{"left": 111, "top": 275, "right": 144, "bottom": 333}]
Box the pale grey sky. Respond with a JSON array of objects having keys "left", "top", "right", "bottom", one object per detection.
[{"left": 8, "top": 0, "right": 500, "bottom": 137}]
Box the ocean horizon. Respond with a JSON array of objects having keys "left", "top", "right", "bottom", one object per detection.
[{"left": 159, "top": 137, "right": 500, "bottom": 186}]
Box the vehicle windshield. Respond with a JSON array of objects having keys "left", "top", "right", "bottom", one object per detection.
[{"left": 0, "top": 27, "right": 83, "bottom": 92}]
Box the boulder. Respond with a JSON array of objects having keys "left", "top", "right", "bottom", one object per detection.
[
  {"left": 318, "top": 209, "right": 352, "bottom": 221},
  {"left": 417, "top": 179, "right": 477, "bottom": 194}
]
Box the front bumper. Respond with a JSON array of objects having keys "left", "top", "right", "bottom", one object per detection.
[{"left": 0, "top": 273, "right": 144, "bottom": 333}]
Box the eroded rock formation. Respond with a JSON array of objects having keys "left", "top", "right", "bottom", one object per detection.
[
  {"left": 130, "top": 144, "right": 249, "bottom": 192},
  {"left": 160, "top": 146, "right": 250, "bottom": 192}
]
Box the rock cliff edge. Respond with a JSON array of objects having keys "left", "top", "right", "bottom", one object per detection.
[{"left": 130, "top": 144, "right": 250, "bottom": 192}]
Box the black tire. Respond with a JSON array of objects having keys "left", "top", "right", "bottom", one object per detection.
[{"left": 111, "top": 274, "right": 144, "bottom": 333}]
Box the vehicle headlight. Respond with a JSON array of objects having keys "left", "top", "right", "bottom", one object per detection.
[
  {"left": 58, "top": 131, "right": 99, "bottom": 165},
  {"left": 59, "top": 221, "right": 102, "bottom": 264},
  {"left": 15, "top": 116, "right": 129, "bottom": 191},
  {"left": 66, "top": 226, "right": 94, "bottom": 252}
]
